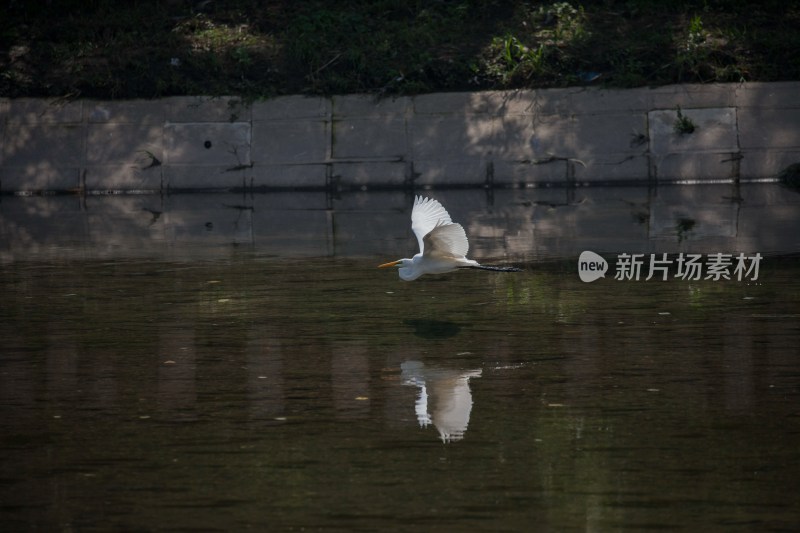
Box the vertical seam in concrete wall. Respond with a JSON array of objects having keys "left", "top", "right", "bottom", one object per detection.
[
  {"left": 326, "top": 97, "right": 334, "bottom": 163},
  {"left": 164, "top": 119, "right": 172, "bottom": 193},
  {"left": 159, "top": 122, "right": 166, "bottom": 193},
  {"left": 645, "top": 110, "right": 656, "bottom": 182},
  {"left": 404, "top": 96, "right": 413, "bottom": 188},
  {"left": 325, "top": 99, "right": 335, "bottom": 191},
  {"left": 245, "top": 110, "right": 253, "bottom": 192},
  {"left": 79, "top": 101, "right": 88, "bottom": 194},
  {"left": 732, "top": 106, "right": 741, "bottom": 182}
]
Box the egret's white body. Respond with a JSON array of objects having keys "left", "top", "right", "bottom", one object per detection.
[{"left": 379, "top": 196, "right": 520, "bottom": 281}]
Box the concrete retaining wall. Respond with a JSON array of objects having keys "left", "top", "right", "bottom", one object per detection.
[{"left": 1, "top": 82, "right": 799, "bottom": 193}]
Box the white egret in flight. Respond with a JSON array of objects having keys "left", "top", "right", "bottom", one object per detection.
[{"left": 379, "top": 196, "right": 522, "bottom": 281}]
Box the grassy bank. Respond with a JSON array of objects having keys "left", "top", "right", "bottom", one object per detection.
[{"left": 2, "top": 1, "right": 799, "bottom": 99}]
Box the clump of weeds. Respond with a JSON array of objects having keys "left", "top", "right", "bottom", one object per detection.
[
  {"left": 674, "top": 106, "right": 697, "bottom": 135},
  {"left": 1, "top": 1, "right": 799, "bottom": 98}
]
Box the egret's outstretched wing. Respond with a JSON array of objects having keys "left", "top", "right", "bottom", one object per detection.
[
  {"left": 411, "top": 196, "right": 452, "bottom": 254},
  {"left": 423, "top": 222, "right": 469, "bottom": 259}
]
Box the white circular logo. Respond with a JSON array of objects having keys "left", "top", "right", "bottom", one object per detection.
[{"left": 578, "top": 251, "right": 608, "bottom": 283}]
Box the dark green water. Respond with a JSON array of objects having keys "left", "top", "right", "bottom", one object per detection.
[{"left": 2, "top": 252, "right": 799, "bottom": 531}]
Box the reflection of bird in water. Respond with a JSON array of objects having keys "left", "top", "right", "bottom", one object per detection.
[
  {"left": 379, "top": 196, "right": 521, "bottom": 281},
  {"left": 401, "top": 361, "right": 482, "bottom": 443}
]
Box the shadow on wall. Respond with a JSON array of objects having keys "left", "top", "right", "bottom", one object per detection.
[
  {"left": 2, "top": 83, "right": 800, "bottom": 195},
  {"left": 0, "top": 97, "right": 257, "bottom": 194}
]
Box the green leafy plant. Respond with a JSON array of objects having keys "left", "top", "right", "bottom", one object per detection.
[
  {"left": 1, "top": 1, "right": 798, "bottom": 98},
  {"left": 482, "top": 2, "right": 589, "bottom": 86},
  {"left": 674, "top": 106, "right": 697, "bottom": 135}
]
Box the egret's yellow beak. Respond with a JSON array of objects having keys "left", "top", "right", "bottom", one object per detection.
[{"left": 378, "top": 260, "right": 401, "bottom": 268}]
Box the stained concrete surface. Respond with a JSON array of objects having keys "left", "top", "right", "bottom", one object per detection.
[{"left": 2, "top": 82, "right": 799, "bottom": 193}]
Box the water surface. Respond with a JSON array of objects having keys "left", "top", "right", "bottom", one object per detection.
[{"left": 1, "top": 185, "right": 800, "bottom": 531}]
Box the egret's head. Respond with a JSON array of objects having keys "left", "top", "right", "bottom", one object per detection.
[{"left": 378, "top": 258, "right": 419, "bottom": 281}]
